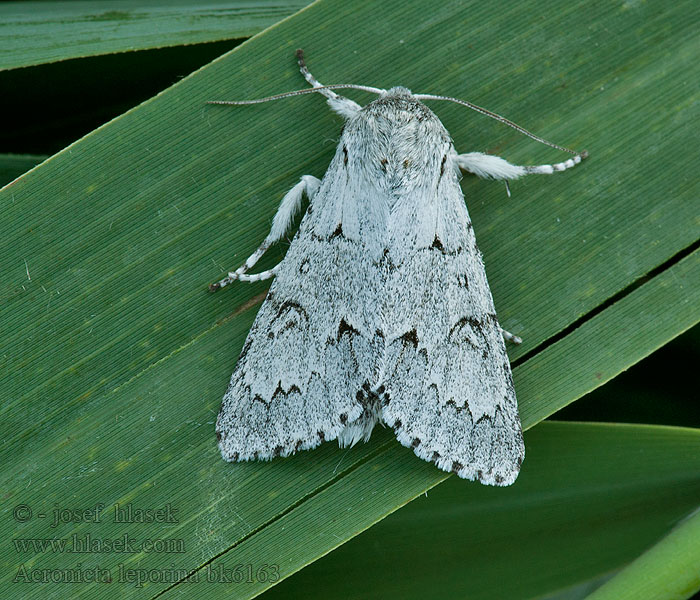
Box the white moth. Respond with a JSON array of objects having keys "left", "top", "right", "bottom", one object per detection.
[{"left": 210, "top": 50, "right": 586, "bottom": 486}]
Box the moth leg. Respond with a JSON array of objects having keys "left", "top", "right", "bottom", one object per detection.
[
  {"left": 234, "top": 264, "right": 282, "bottom": 283},
  {"left": 500, "top": 327, "right": 522, "bottom": 345},
  {"left": 454, "top": 151, "right": 587, "bottom": 180},
  {"left": 296, "top": 49, "right": 361, "bottom": 119},
  {"left": 209, "top": 175, "right": 320, "bottom": 291}
]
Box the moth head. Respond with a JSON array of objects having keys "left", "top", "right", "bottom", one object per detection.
[
  {"left": 358, "top": 87, "right": 443, "bottom": 129},
  {"left": 382, "top": 86, "right": 413, "bottom": 97}
]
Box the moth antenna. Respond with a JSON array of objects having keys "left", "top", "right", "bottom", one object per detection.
[
  {"left": 208, "top": 84, "right": 383, "bottom": 106},
  {"left": 296, "top": 48, "right": 338, "bottom": 100},
  {"left": 415, "top": 93, "right": 587, "bottom": 157},
  {"left": 295, "top": 49, "right": 365, "bottom": 119}
]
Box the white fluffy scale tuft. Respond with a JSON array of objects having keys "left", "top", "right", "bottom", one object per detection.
[{"left": 455, "top": 152, "right": 526, "bottom": 180}]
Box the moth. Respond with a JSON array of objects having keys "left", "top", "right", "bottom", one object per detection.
[{"left": 210, "top": 50, "right": 586, "bottom": 486}]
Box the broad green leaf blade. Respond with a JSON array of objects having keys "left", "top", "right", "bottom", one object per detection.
[
  {"left": 1, "top": 0, "right": 699, "bottom": 598},
  {"left": 583, "top": 508, "right": 700, "bottom": 600},
  {"left": 262, "top": 422, "right": 700, "bottom": 600},
  {"left": 0, "top": 0, "right": 311, "bottom": 71}
]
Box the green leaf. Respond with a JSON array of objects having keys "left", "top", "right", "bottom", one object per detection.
[
  {"left": 262, "top": 422, "right": 700, "bottom": 600},
  {"left": 0, "top": 0, "right": 311, "bottom": 71},
  {"left": 1, "top": 0, "right": 698, "bottom": 598},
  {"left": 583, "top": 506, "right": 700, "bottom": 600}
]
